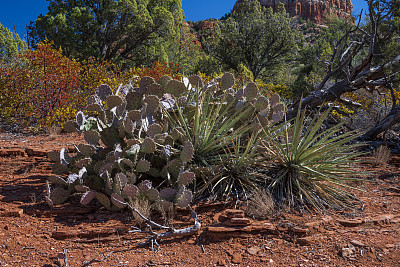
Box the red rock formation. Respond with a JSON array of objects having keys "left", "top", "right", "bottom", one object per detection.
[{"left": 234, "top": 0, "right": 353, "bottom": 24}]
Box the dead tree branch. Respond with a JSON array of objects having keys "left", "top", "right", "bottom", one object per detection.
[
  {"left": 288, "top": 0, "right": 400, "bottom": 139},
  {"left": 112, "top": 197, "right": 201, "bottom": 250}
]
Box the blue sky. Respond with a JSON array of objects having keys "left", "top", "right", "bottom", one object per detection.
[{"left": 0, "top": 0, "right": 369, "bottom": 39}]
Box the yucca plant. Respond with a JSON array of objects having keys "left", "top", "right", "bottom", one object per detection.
[
  {"left": 162, "top": 86, "right": 254, "bottom": 168},
  {"left": 260, "top": 106, "right": 365, "bottom": 211},
  {"left": 197, "top": 133, "right": 268, "bottom": 199}
]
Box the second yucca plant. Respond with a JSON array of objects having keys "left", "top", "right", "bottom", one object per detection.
[{"left": 261, "top": 106, "right": 365, "bottom": 211}]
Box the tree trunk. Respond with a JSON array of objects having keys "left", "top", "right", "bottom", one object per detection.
[{"left": 362, "top": 105, "right": 400, "bottom": 140}]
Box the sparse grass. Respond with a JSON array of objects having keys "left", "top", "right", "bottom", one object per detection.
[
  {"left": 131, "top": 198, "right": 152, "bottom": 226},
  {"left": 372, "top": 145, "right": 391, "bottom": 166},
  {"left": 246, "top": 188, "right": 274, "bottom": 219}
]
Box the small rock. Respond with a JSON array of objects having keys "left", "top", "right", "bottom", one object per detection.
[
  {"left": 230, "top": 217, "right": 251, "bottom": 226},
  {"left": 341, "top": 247, "right": 355, "bottom": 258},
  {"left": 231, "top": 253, "right": 242, "bottom": 264},
  {"left": 368, "top": 214, "right": 394, "bottom": 224},
  {"left": 216, "top": 259, "right": 227, "bottom": 266},
  {"left": 292, "top": 227, "right": 309, "bottom": 235},
  {"left": 297, "top": 236, "right": 313, "bottom": 246},
  {"left": 273, "top": 238, "right": 283, "bottom": 245},
  {"left": 0, "top": 209, "right": 23, "bottom": 217},
  {"left": 385, "top": 244, "right": 395, "bottom": 249},
  {"left": 225, "top": 209, "right": 245, "bottom": 218},
  {"left": 247, "top": 246, "right": 261, "bottom": 255},
  {"left": 338, "top": 219, "right": 364, "bottom": 227},
  {"left": 350, "top": 240, "right": 365, "bottom": 247}
]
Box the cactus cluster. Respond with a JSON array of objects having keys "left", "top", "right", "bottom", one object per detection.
[
  {"left": 47, "top": 72, "right": 286, "bottom": 210},
  {"left": 47, "top": 77, "right": 196, "bottom": 210}
]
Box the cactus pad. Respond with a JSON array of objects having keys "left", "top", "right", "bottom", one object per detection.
[
  {"left": 254, "top": 96, "right": 269, "bottom": 111},
  {"left": 176, "top": 189, "right": 193, "bottom": 208},
  {"left": 159, "top": 188, "right": 177, "bottom": 202},
  {"left": 188, "top": 75, "right": 203, "bottom": 88},
  {"left": 80, "top": 191, "right": 96, "bottom": 205},
  {"left": 49, "top": 187, "right": 71, "bottom": 205},
  {"left": 221, "top": 72, "right": 235, "bottom": 91},
  {"left": 270, "top": 93, "right": 280, "bottom": 107},
  {"left": 147, "top": 83, "right": 164, "bottom": 97},
  {"left": 75, "top": 185, "right": 90, "bottom": 192},
  {"left": 115, "top": 173, "right": 128, "bottom": 189},
  {"left": 77, "top": 144, "right": 96, "bottom": 157},
  {"left": 244, "top": 82, "right": 259, "bottom": 100},
  {"left": 84, "top": 130, "right": 101, "bottom": 146},
  {"left": 52, "top": 162, "right": 69, "bottom": 174},
  {"left": 145, "top": 188, "right": 160, "bottom": 201},
  {"left": 177, "top": 172, "right": 195, "bottom": 186},
  {"left": 111, "top": 193, "right": 126, "bottom": 209},
  {"left": 106, "top": 95, "right": 123, "bottom": 109},
  {"left": 86, "top": 103, "right": 103, "bottom": 113},
  {"left": 272, "top": 111, "right": 284, "bottom": 122},
  {"left": 157, "top": 75, "right": 172, "bottom": 88},
  {"left": 139, "top": 76, "right": 155, "bottom": 93},
  {"left": 125, "top": 91, "right": 143, "bottom": 110},
  {"left": 180, "top": 141, "right": 194, "bottom": 163},
  {"left": 136, "top": 160, "right": 151, "bottom": 173},
  {"left": 47, "top": 176, "right": 67, "bottom": 185},
  {"left": 141, "top": 137, "right": 156, "bottom": 153},
  {"left": 95, "top": 192, "right": 111, "bottom": 209},
  {"left": 143, "top": 95, "right": 160, "bottom": 115},
  {"left": 63, "top": 120, "right": 78, "bottom": 133},
  {"left": 123, "top": 184, "right": 139, "bottom": 199},
  {"left": 272, "top": 103, "right": 285, "bottom": 113},
  {"left": 127, "top": 110, "right": 142, "bottom": 122},
  {"left": 96, "top": 84, "right": 113, "bottom": 101},
  {"left": 147, "top": 123, "right": 163, "bottom": 138},
  {"left": 171, "top": 127, "right": 184, "bottom": 141},
  {"left": 165, "top": 79, "right": 186, "bottom": 97}
]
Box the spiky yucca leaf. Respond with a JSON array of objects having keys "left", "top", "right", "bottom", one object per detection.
[{"left": 261, "top": 106, "right": 365, "bottom": 211}]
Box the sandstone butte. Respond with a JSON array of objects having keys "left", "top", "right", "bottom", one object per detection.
[{"left": 234, "top": 0, "right": 353, "bottom": 24}]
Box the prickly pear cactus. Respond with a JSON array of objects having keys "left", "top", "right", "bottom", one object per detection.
[{"left": 48, "top": 78, "right": 196, "bottom": 211}]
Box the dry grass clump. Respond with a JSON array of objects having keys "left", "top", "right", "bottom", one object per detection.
[
  {"left": 246, "top": 188, "right": 275, "bottom": 219},
  {"left": 372, "top": 145, "right": 391, "bottom": 166},
  {"left": 132, "top": 198, "right": 152, "bottom": 225}
]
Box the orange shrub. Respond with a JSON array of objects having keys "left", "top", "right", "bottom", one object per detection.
[{"left": 0, "top": 41, "right": 83, "bottom": 128}]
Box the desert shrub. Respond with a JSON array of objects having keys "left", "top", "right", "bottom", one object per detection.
[
  {"left": 372, "top": 145, "right": 391, "bottom": 166},
  {"left": 135, "top": 61, "right": 182, "bottom": 81},
  {"left": 0, "top": 41, "right": 83, "bottom": 128},
  {"left": 246, "top": 188, "right": 275, "bottom": 219}
]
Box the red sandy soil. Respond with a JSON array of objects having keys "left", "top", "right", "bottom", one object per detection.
[{"left": 0, "top": 131, "right": 399, "bottom": 266}]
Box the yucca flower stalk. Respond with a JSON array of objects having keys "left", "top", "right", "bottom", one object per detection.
[{"left": 260, "top": 106, "right": 366, "bottom": 211}]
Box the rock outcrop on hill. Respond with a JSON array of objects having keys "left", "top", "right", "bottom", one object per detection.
[{"left": 234, "top": 0, "right": 353, "bottom": 24}]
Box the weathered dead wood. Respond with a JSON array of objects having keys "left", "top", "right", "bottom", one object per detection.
[
  {"left": 112, "top": 197, "right": 201, "bottom": 249},
  {"left": 288, "top": 1, "right": 400, "bottom": 139}
]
